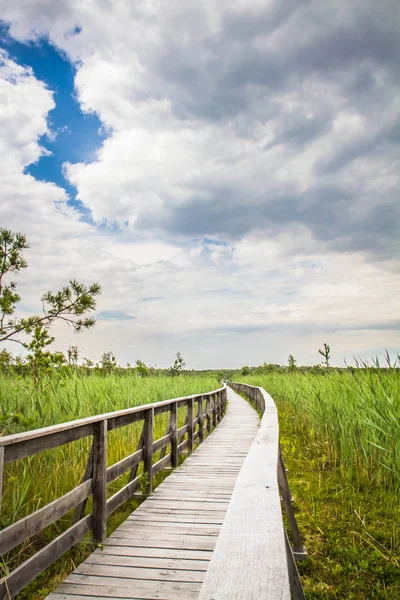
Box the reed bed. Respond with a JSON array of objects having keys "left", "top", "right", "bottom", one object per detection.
[
  {"left": 236, "top": 367, "right": 400, "bottom": 598},
  {"left": 236, "top": 368, "right": 400, "bottom": 493},
  {"left": 0, "top": 372, "right": 220, "bottom": 596}
]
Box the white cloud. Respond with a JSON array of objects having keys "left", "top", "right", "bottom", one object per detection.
[{"left": 0, "top": 1, "right": 399, "bottom": 367}]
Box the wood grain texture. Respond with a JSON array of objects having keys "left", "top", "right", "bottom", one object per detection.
[
  {"left": 92, "top": 420, "right": 107, "bottom": 543},
  {"left": 0, "top": 479, "right": 92, "bottom": 555},
  {"left": 47, "top": 386, "right": 257, "bottom": 600},
  {"left": 198, "top": 386, "right": 291, "bottom": 600}
]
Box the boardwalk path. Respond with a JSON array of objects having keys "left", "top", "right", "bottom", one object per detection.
[{"left": 48, "top": 387, "right": 259, "bottom": 600}]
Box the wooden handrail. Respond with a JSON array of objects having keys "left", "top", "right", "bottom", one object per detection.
[
  {"left": 198, "top": 382, "right": 291, "bottom": 599},
  {"left": 0, "top": 384, "right": 227, "bottom": 600}
]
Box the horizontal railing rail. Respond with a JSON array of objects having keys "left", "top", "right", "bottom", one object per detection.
[
  {"left": 0, "top": 384, "right": 227, "bottom": 599},
  {"left": 199, "top": 381, "right": 306, "bottom": 600}
]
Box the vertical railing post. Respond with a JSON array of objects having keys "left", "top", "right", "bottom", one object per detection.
[
  {"left": 187, "top": 398, "right": 194, "bottom": 453},
  {"left": 217, "top": 391, "right": 221, "bottom": 423},
  {"left": 170, "top": 402, "right": 178, "bottom": 468},
  {"left": 92, "top": 420, "right": 107, "bottom": 543},
  {"left": 206, "top": 395, "right": 211, "bottom": 433},
  {"left": 198, "top": 396, "right": 204, "bottom": 443},
  {"left": 0, "top": 446, "right": 4, "bottom": 515},
  {"left": 212, "top": 393, "right": 217, "bottom": 428},
  {"left": 144, "top": 407, "right": 154, "bottom": 494}
]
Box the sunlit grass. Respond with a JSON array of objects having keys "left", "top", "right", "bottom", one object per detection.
[
  {"left": 236, "top": 368, "right": 400, "bottom": 599},
  {"left": 0, "top": 372, "right": 220, "bottom": 598}
]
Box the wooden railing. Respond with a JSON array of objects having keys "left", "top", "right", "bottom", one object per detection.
[
  {"left": 0, "top": 384, "right": 227, "bottom": 599},
  {"left": 199, "top": 382, "right": 306, "bottom": 600}
]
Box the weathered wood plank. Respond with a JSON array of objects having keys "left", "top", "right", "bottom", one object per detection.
[
  {"left": 50, "top": 580, "right": 200, "bottom": 600},
  {"left": 198, "top": 386, "right": 291, "bottom": 600},
  {"left": 0, "top": 479, "right": 92, "bottom": 555},
  {"left": 187, "top": 398, "right": 194, "bottom": 453},
  {"left": 0, "top": 515, "right": 92, "bottom": 600},
  {"left": 106, "top": 448, "right": 144, "bottom": 484},
  {"left": 74, "top": 563, "right": 206, "bottom": 583},
  {"left": 0, "top": 446, "right": 3, "bottom": 514},
  {"left": 170, "top": 401, "right": 178, "bottom": 468},
  {"left": 106, "top": 476, "right": 141, "bottom": 517},
  {"left": 153, "top": 433, "right": 171, "bottom": 454},
  {"left": 85, "top": 553, "right": 209, "bottom": 571},
  {"left": 143, "top": 407, "right": 154, "bottom": 494},
  {"left": 152, "top": 453, "right": 171, "bottom": 475},
  {"left": 92, "top": 420, "right": 107, "bottom": 544}
]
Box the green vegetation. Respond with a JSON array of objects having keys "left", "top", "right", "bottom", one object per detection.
[
  {"left": 0, "top": 372, "right": 221, "bottom": 599},
  {"left": 236, "top": 366, "right": 400, "bottom": 599}
]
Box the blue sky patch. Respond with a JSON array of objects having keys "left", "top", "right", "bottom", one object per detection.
[{"left": 0, "top": 23, "right": 107, "bottom": 211}]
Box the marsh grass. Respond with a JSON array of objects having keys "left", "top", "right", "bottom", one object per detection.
[
  {"left": 0, "top": 372, "right": 219, "bottom": 598},
  {"left": 237, "top": 368, "right": 400, "bottom": 598}
]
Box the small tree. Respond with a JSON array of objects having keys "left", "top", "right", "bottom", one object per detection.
[
  {"left": 67, "top": 345, "right": 79, "bottom": 367},
  {"left": 26, "top": 324, "right": 66, "bottom": 388},
  {"left": 135, "top": 359, "right": 150, "bottom": 377},
  {"left": 100, "top": 351, "right": 117, "bottom": 371},
  {"left": 241, "top": 365, "right": 250, "bottom": 376},
  {"left": 288, "top": 355, "right": 297, "bottom": 371},
  {"left": 170, "top": 352, "right": 186, "bottom": 376},
  {"left": 82, "top": 357, "right": 94, "bottom": 368},
  {"left": 0, "top": 348, "right": 13, "bottom": 372},
  {"left": 318, "top": 343, "right": 331, "bottom": 367},
  {"left": 0, "top": 228, "right": 101, "bottom": 348}
]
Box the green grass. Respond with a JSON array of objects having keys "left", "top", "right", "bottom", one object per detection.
[
  {"left": 236, "top": 369, "right": 400, "bottom": 599},
  {"left": 0, "top": 372, "right": 221, "bottom": 599}
]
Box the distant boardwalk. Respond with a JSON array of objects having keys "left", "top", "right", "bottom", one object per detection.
[{"left": 48, "top": 388, "right": 259, "bottom": 599}]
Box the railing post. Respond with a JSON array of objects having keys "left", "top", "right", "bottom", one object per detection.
[
  {"left": 198, "top": 396, "right": 204, "bottom": 443},
  {"left": 217, "top": 391, "right": 222, "bottom": 423},
  {"left": 170, "top": 402, "right": 178, "bottom": 468},
  {"left": 92, "top": 420, "right": 107, "bottom": 543},
  {"left": 144, "top": 407, "right": 154, "bottom": 494},
  {"left": 0, "top": 446, "right": 4, "bottom": 515},
  {"left": 206, "top": 395, "right": 211, "bottom": 433},
  {"left": 212, "top": 393, "right": 217, "bottom": 428},
  {"left": 187, "top": 398, "right": 194, "bottom": 452}
]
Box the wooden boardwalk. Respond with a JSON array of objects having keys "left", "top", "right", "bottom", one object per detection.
[{"left": 48, "top": 387, "right": 259, "bottom": 600}]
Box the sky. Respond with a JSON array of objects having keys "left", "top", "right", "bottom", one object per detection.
[{"left": 0, "top": 0, "right": 399, "bottom": 369}]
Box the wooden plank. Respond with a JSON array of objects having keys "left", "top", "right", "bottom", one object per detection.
[
  {"left": 0, "top": 515, "right": 91, "bottom": 600},
  {"left": 177, "top": 423, "right": 188, "bottom": 438},
  {"left": 92, "top": 545, "right": 212, "bottom": 560},
  {"left": 106, "top": 476, "right": 141, "bottom": 517},
  {"left": 3, "top": 423, "right": 95, "bottom": 464},
  {"left": 187, "top": 398, "right": 194, "bottom": 453},
  {"left": 85, "top": 553, "right": 209, "bottom": 571},
  {"left": 170, "top": 401, "right": 178, "bottom": 468},
  {"left": 106, "top": 448, "right": 144, "bottom": 484},
  {"left": 153, "top": 453, "right": 171, "bottom": 475},
  {"left": 0, "top": 446, "right": 3, "bottom": 514},
  {"left": 198, "top": 397, "right": 204, "bottom": 443},
  {"left": 0, "top": 386, "right": 225, "bottom": 449},
  {"left": 143, "top": 407, "right": 154, "bottom": 494},
  {"left": 153, "top": 433, "right": 171, "bottom": 454},
  {"left": 51, "top": 580, "right": 200, "bottom": 600},
  {"left": 198, "top": 386, "right": 291, "bottom": 600},
  {"left": 0, "top": 479, "right": 92, "bottom": 555},
  {"left": 128, "top": 422, "right": 144, "bottom": 483},
  {"left": 92, "top": 420, "right": 107, "bottom": 544},
  {"left": 73, "top": 442, "right": 94, "bottom": 524},
  {"left": 74, "top": 563, "right": 206, "bottom": 583},
  {"left": 159, "top": 413, "right": 171, "bottom": 460}
]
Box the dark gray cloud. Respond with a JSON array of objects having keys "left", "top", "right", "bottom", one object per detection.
[{"left": 137, "top": 0, "right": 400, "bottom": 259}]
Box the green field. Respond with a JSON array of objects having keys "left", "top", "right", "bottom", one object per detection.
[
  {"left": 236, "top": 368, "right": 400, "bottom": 599},
  {"left": 1, "top": 366, "right": 400, "bottom": 599},
  {"left": 0, "top": 372, "right": 221, "bottom": 598}
]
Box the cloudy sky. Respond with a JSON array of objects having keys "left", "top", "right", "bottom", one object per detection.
[{"left": 0, "top": 0, "right": 399, "bottom": 368}]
